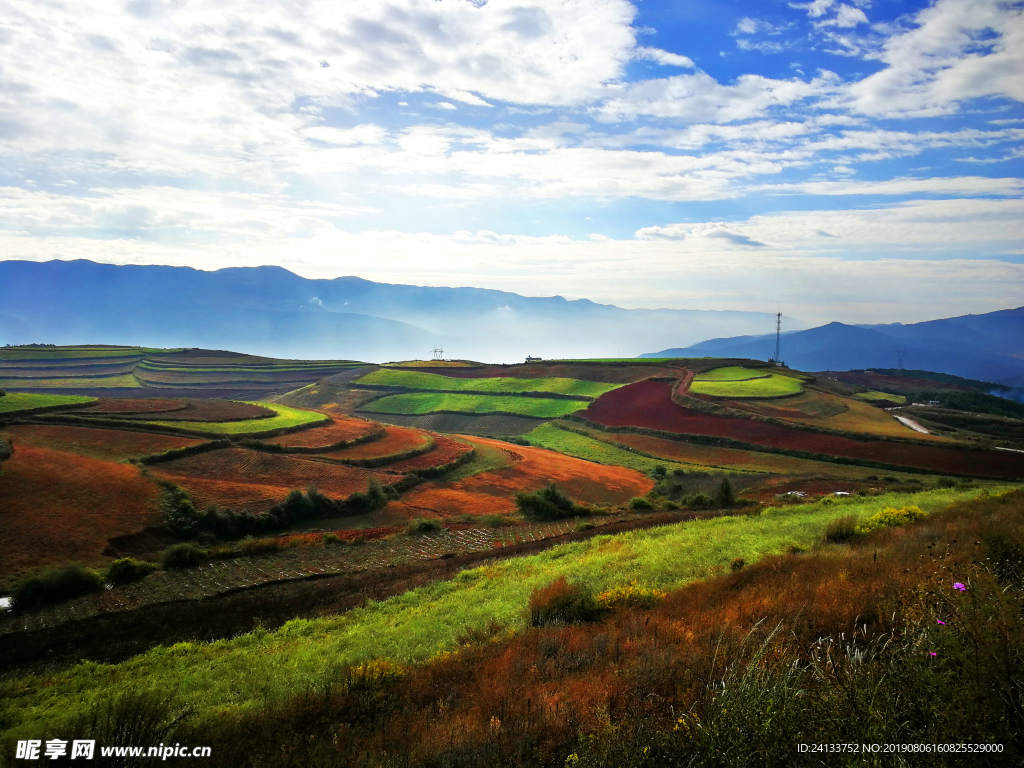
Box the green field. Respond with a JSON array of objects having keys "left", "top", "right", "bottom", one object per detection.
[
  {"left": 144, "top": 403, "right": 328, "bottom": 436},
  {"left": 0, "top": 374, "right": 141, "bottom": 389},
  {"left": 0, "top": 346, "right": 166, "bottom": 360},
  {"left": 690, "top": 369, "right": 803, "bottom": 398},
  {"left": 0, "top": 485, "right": 1004, "bottom": 737},
  {"left": 854, "top": 390, "right": 907, "bottom": 404},
  {"left": 525, "top": 423, "right": 692, "bottom": 474},
  {"left": 361, "top": 392, "right": 589, "bottom": 419},
  {"left": 0, "top": 393, "right": 97, "bottom": 414},
  {"left": 355, "top": 369, "right": 620, "bottom": 398}
]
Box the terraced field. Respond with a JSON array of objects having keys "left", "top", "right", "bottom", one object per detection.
[
  {"left": 690, "top": 366, "right": 803, "bottom": 398},
  {"left": 854, "top": 390, "right": 907, "bottom": 404},
  {"left": 361, "top": 392, "right": 590, "bottom": 419},
  {"left": 269, "top": 416, "right": 379, "bottom": 449},
  {"left": 525, "top": 423, "right": 693, "bottom": 474},
  {"left": 144, "top": 403, "right": 328, "bottom": 436},
  {"left": 360, "top": 411, "right": 545, "bottom": 436},
  {"left": 355, "top": 369, "right": 621, "bottom": 398},
  {"left": 0, "top": 393, "right": 96, "bottom": 414},
  {"left": 1, "top": 424, "right": 204, "bottom": 462},
  {"left": 0, "top": 374, "right": 142, "bottom": 389},
  {"left": 316, "top": 426, "right": 432, "bottom": 462}
]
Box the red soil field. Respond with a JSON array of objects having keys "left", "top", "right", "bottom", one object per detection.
[
  {"left": 583, "top": 381, "right": 1024, "bottom": 478},
  {"left": 81, "top": 398, "right": 187, "bottom": 414},
  {"left": 119, "top": 399, "right": 273, "bottom": 422},
  {"left": 388, "top": 436, "right": 653, "bottom": 519},
  {"left": 385, "top": 435, "right": 474, "bottom": 472},
  {"left": 317, "top": 426, "right": 432, "bottom": 461},
  {"left": 151, "top": 448, "right": 405, "bottom": 513},
  {"left": 271, "top": 416, "right": 379, "bottom": 449},
  {"left": 1, "top": 424, "right": 203, "bottom": 462},
  {"left": 388, "top": 363, "right": 675, "bottom": 384},
  {"left": 0, "top": 446, "right": 162, "bottom": 579}
]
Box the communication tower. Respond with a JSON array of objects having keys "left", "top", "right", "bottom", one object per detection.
[
  {"left": 774, "top": 312, "right": 782, "bottom": 365},
  {"left": 896, "top": 349, "right": 906, "bottom": 371},
  {"left": 431, "top": 346, "right": 444, "bottom": 361}
]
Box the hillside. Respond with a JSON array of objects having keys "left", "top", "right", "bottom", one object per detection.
[{"left": 0, "top": 260, "right": 793, "bottom": 363}]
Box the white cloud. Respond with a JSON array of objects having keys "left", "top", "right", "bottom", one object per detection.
[
  {"left": 755, "top": 176, "right": 1024, "bottom": 196},
  {"left": 633, "top": 46, "right": 694, "bottom": 68},
  {"left": 816, "top": 4, "right": 869, "bottom": 29}
]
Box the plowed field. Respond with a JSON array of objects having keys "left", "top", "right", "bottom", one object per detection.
[
  {"left": 385, "top": 435, "right": 474, "bottom": 472},
  {"left": 81, "top": 398, "right": 187, "bottom": 414},
  {"left": 131, "top": 399, "right": 273, "bottom": 422},
  {"left": 0, "top": 446, "right": 162, "bottom": 580},
  {"left": 316, "top": 426, "right": 432, "bottom": 462},
  {"left": 387, "top": 437, "right": 653, "bottom": 518},
  {"left": 270, "top": 416, "right": 379, "bottom": 449},
  {"left": 1, "top": 425, "right": 203, "bottom": 462},
  {"left": 583, "top": 381, "right": 1024, "bottom": 478},
  {"left": 151, "top": 449, "right": 405, "bottom": 512}
]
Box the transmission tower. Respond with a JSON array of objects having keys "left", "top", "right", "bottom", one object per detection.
[
  {"left": 431, "top": 346, "right": 444, "bottom": 361},
  {"left": 896, "top": 349, "right": 906, "bottom": 371},
  {"left": 774, "top": 312, "right": 782, "bottom": 365}
]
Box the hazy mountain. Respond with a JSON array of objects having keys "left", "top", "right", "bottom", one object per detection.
[
  {"left": 642, "top": 309, "right": 1024, "bottom": 388},
  {"left": 0, "top": 260, "right": 795, "bottom": 362}
]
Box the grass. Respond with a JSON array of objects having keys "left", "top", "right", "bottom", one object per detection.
[
  {"left": 690, "top": 372, "right": 803, "bottom": 398},
  {"left": 0, "top": 374, "right": 140, "bottom": 389},
  {"left": 355, "top": 369, "right": 620, "bottom": 398},
  {"left": 144, "top": 403, "right": 328, "bottom": 436},
  {"left": 0, "top": 485, "right": 1005, "bottom": 738},
  {"left": 693, "top": 366, "right": 771, "bottom": 382},
  {"left": 0, "top": 393, "right": 96, "bottom": 413},
  {"left": 361, "top": 392, "right": 589, "bottom": 419},
  {"left": 525, "top": 423, "right": 692, "bottom": 474},
  {"left": 854, "top": 390, "right": 907, "bottom": 404},
  {"left": 441, "top": 438, "right": 515, "bottom": 481}
]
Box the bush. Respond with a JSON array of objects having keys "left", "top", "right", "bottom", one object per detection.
[
  {"left": 238, "top": 537, "right": 283, "bottom": 556},
  {"left": 106, "top": 557, "right": 157, "bottom": 586},
  {"left": 596, "top": 580, "right": 667, "bottom": 609},
  {"left": 716, "top": 477, "right": 736, "bottom": 508},
  {"left": 160, "top": 542, "right": 206, "bottom": 570},
  {"left": 406, "top": 518, "right": 442, "bottom": 534},
  {"left": 322, "top": 532, "right": 343, "bottom": 545},
  {"left": 12, "top": 564, "right": 105, "bottom": 609},
  {"left": 823, "top": 515, "right": 860, "bottom": 545},
  {"left": 683, "top": 492, "right": 715, "bottom": 510},
  {"left": 515, "top": 483, "right": 582, "bottom": 521},
  {"left": 629, "top": 496, "right": 654, "bottom": 511},
  {"left": 855, "top": 506, "right": 926, "bottom": 535},
  {"left": 528, "top": 576, "right": 603, "bottom": 626},
  {"left": 937, "top": 477, "right": 957, "bottom": 488},
  {"left": 730, "top": 558, "right": 746, "bottom": 571}
]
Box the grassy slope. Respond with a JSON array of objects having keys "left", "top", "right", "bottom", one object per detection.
[
  {"left": 855, "top": 390, "right": 908, "bottom": 403},
  {"left": 362, "top": 393, "right": 588, "bottom": 419},
  {"left": 693, "top": 366, "right": 770, "bottom": 382},
  {"left": 0, "top": 393, "right": 96, "bottom": 413},
  {"left": 0, "top": 374, "right": 140, "bottom": 389},
  {"left": 526, "top": 423, "right": 692, "bottom": 474},
  {"left": 355, "top": 369, "right": 620, "bottom": 398},
  {"left": 144, "top": 403, "right": 327, "bottom": 436},
  {"left": 0, "top": 486, "right": 1005, "bottom": 737},
  {"left": 690, "top": 373, "right": 803, "bottom": 398}
]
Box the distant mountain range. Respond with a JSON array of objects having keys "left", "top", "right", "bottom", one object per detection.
[
  {"left": 643, "top": 308, "right": 1024, "bottom": 391},
  {"left": 0, "top": 260, "right": 795, "bottom": 363}
]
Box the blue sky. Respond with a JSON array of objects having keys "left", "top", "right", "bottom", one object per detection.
[{"left": 0, "top": 0, "right": 1022, "bottom": 323}]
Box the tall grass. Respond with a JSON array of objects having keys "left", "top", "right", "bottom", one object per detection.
[{"left": 0, "top": 485, "right": 1006, "bottom": 742}]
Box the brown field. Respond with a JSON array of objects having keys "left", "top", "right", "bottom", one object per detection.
[
  {"left": 1, "top": 424, "right": 203, "bottom": 462},
  {"left": 387, "top": 436, "right": 653, "bottom": 519},
  {"left": 385, "top": 435, "right": 474, "bottom": 472},
  {"left": 115, "top": 399, "right": 273, "bottom": 422},
  {"left": 0, "top": 446, "right": 162, "bottom": 581},
  {"left": 360, "top": 412, "right": 545, "bottom": 436},
  {"left": 81, "top": 398, "right": 187, "bottom": 414},
  {"left": 317, "top": 426, "right": 432, "bottom": 461},
  {"left": 151, "top": 448, "right": 405, "bottom": 513},
  {"left": 270, "top": 416, "right": 379, "bottom": 449}
]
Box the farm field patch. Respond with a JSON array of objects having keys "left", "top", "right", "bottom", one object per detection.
[
  {"left": 854, "top": 390, "right": 907, "bottom": 404},
  {"left": 387, "top": 362, "right": 674, "bottom": 384},
  {"left": 0, "top": 393, "right": 96, "bottom": 414},
  {"left": 525, "top": 423, "right": 692, "bottom": 474},
  {"left": 144, "top": 403, "right": 327, "bottom": 436},
  {"left": 690, "top": 371, "right": 803, "bottom": 398},
  {"left": 125, "top": 399, "right": 272, "bottom": 422},
  {"left": 269, "top": 416, "right": 379, "bottom": 449},
  {"left": 81, "top": 398, "right": 187, "bottom": 414},
  {"left": 584, "top": 381, "right": 1024, "bottom": 477},
  {"left": 0, "top": 374, "right": 141, "bottom": 389},
  {"left": 384, "top": 435, "right": 474, "bottom": 473},
  {"left": 1, "top": 424, "right": 203, "bottom": 462},
  {"left": 359, "top": 411, "right": 545, "bottom": 436},
  {"left": 0, "top": 445, "right": 162, "bottom": 583},
  {"left": 362, "top": 392, "right": 589, "bottom": 419},
  {"left": 316, "top": 425, "right": 431, "bottom": 462},
  {"left": 388, "top": 436, "right": 653, "bottom": 519},
  {"left": 355, "top": 369, "right": 620, "bottom": 398},
  {"left": 151, "top": 448, "right": 405, "bottom": 513},
  {"left": 693, "top": 366, "right": 771, "bottom": 382}
]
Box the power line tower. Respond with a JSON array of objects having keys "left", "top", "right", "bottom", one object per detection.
[
  {"left": 774, "top": 312, "right": 782, "bottom": 365},
  {"left": 431, "top": 346, "right": 444, "bottom": 361},
  {"left": 896, "top": 349, "right": 905, "bottom": 372}
]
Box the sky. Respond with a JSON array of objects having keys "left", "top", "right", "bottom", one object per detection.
[{"left": 1, "top": 0, "right": 1023, "bottom": 325}]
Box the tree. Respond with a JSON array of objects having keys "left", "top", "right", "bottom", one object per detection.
[{"left": 716, "top": 477, "right": 736, "bottom": 508}]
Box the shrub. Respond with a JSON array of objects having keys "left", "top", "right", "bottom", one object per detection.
[
  {"left": 855, "top": 506, "right": 926, "bottom": 535},
  {"left": 106, "top": 557, "right": 158, "bottom": 586},
  {"left": 629, "top": 496, "right": 654, "bottom": 511},
  {"left": 160, "top": 542, "right": 206, "bottom": 570},
  {"left": 716, "top": 477, "right": 736, "bottom": 508},
  {"left": 937, "top": 477, "right": 957, "bottom": 488},
  {"left": 596, "top": 580, "right": 667, "bottom": 609},
  {"left": 515, "top": 483, "right": 582, "bottom": 521},
  {"left": 322, "top": 532, "right": 343, "bottom": 545},
  {"left": 238, "top": 537, "right": 283, "bottom": 556},
  {"left": 823, "top": 515, "right": 860, "bottom": 545},
  {"left": 576, "top": 521, "right": 596, "bottom": 531},
  {"left": 683, "top": 492, "right": 715, "bottom": 510},
  {"left": 730, "top": 558, "right": 746, "bottom": 571},
  {"left": 480, "top": 514, "right": 512, "bottom": 528},
  {"left": 528, "top": 576, "right": 603, "bottom": 627},
  {"left": 406, "top": 518, "right": 442, "bottom": 535},
  {"left": 12, "top": 565, "right": 105, "bottom": 609}
]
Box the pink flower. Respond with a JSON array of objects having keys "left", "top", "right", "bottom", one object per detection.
[
  {"left": 930, "top": 652, "right": 938, "bottom": 657},
  {"left": 953, "top": 582, "right": 966, "bottom": 592},
  {"left": 936, "top": 619, "right": 946, "bottom": 626}
]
